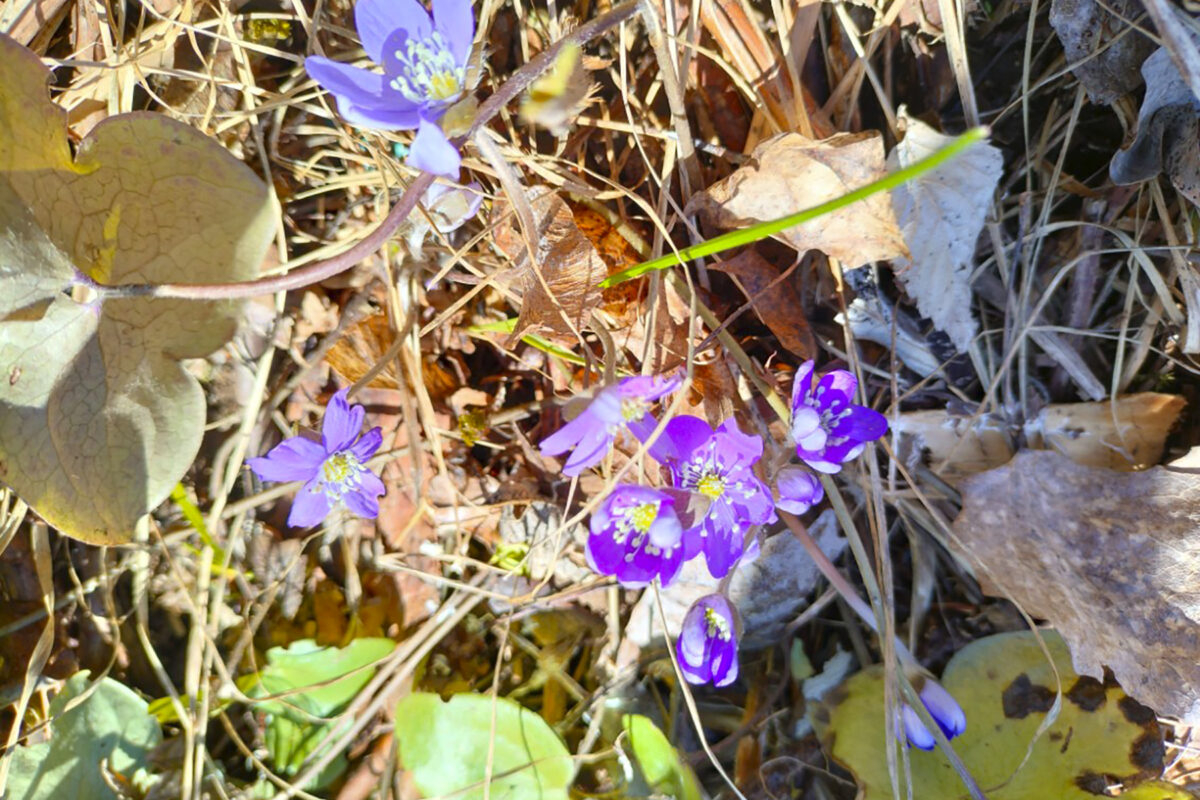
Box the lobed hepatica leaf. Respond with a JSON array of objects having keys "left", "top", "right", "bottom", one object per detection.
[
  {"left": 8, "top": 670, "right": 162, "bottom": 800},
  {"left": 395, "top": 692, "right": 575, "bottom": 800},
  {"left": 813, "top": 630, "right": 1173, "bottom": 800},
  {"left": 0, "top": 33, "right": 275, "bottom": 544}
]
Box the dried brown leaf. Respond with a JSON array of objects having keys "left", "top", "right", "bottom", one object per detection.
[
  {"left": 687, "top": 131, "right": 907, "bottom": 268},
  {"left": 1049, "top": 0, "right": 1155, "bottom": 105},
  {"left": 1110, "top": 29, "right": 1200, "bottom": 207},
  {"left": 894, "top": 393, "right": 1185, "bottom": 483},
  {"left": 951, "top": 449, "right": 1200, "bottom": 723},
  {"left": 712, "top": 249, "right": 816, "bottom": 358},
  {"left": 492, "top": 187, "right": 605, "bottom": 346}
]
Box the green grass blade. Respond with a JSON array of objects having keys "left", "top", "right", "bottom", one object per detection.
[{"left": 599, "top": 126, "right": 989, "bottom": 287}]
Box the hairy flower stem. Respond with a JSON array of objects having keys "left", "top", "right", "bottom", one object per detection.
[
  {"left": 94, "top": 1, "right": 640, "bottom": 303},
  {"left": 779, "top": 510, "right": 920, "bottom": 670},
  {"left": 781, "top": 510, "right": 985, "bottom": 800}
]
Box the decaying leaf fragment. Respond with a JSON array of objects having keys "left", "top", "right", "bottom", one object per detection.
[
  {"left": 711, "top": 249, "right": 816, "bottom": 358},
  {"left": 895, "top": 392, "right": 1185, "bottom": 482},
  {"left": 0, "top": 34, "right": 275, "bottom": 544},
  {"left": 687, "top": 131, "right": 907, "bottom": 268},
  {"left": 1110, "top": 28, "right": 1200, "bottom": 206},
  {"left": 492, "top": 187, "right": 606, "bottom": 346},
  {"left": 1049, "top": 0, "right": 1155, "bottom": 105},
  {"left": 951, "top": 450, "right": 1200, "bottom": 724},
  {"left": 888, "top": 114, "right": 1003, "bottom": 352}
]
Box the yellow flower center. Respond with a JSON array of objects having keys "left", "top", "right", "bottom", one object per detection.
[
  {"left": 321, "top": 451, "right": 362, "bottom": 491},
  {"left": 629, "top": 502, "right": 658, "bottom": 533},
  {"left": 696, "top": 473, "right": 725, "bottom": 499},
  {"left": 704, "top": 606, "right": 731, "bottom": 640},
  {"left": 620, "top": 397, "right": 648, "bottom": 422}
]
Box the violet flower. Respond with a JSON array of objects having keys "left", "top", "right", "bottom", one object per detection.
[
  {"left": 659, "top": 416, "right": 775, "bottom": 578},
  {"left": 676, "top": 594, "right": 739, "bottom": 687},
  {"left": 587, "top": 485, "right": 685, "bottom": 588},
  {"left": 304, "top": 0, "right": 475, "bottom": 177},
  {"left": 897, "top": 679, "right": 967, "bottom": 751},
  {"left": 790, "top": 361, "right": 887, "bottom": 474},
  {"left": 539, "top": 374, "right": 682, "bottom": 477},
  {"left": 247, "top": 389, "right": 385, "bottom": 528},
  {"left": 774, "top": 465, "right": 824, "bottom": 515}
]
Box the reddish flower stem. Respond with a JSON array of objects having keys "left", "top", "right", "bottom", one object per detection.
[{"left": 99, "top": 0, "right": 640, "bottom": 302}]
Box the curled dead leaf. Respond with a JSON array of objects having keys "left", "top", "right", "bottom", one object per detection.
[
  {"left": 687, "top": 131, "right": 907, "bottom": 268},
  {"left": 1110, "top": 29, "right": 1200, "bottom": 206},
  {"left": 894, "top": 393, "right": 1185, "bottom": 483},
  {"left": 492, "top": 187, "right": 606, "bottom": 346}
]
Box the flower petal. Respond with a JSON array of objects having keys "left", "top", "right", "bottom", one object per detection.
[
  {"left": 288, "top": 481, "right": 332, "bottom": 528},
  {"left": 539, "top": 409, "right": 595, "bottom": 456},
  {"left": 344, "top": 486, "right": 381, "bottom": 518},
  {"left": 775, "top": 466, "right": 824, "bottom": 514},
  {"left": 247, "top": 437, "right": 326, "bottom": 482},
  {"left": 834, "top": 405, "right": 888, "bottom": 443},
  {"left": 561, "top": 423, "right": 613, "bottom": 476},
  {"left": 306, "top": 56, "right": 389, "bottom": 109},
  {"left": 790, "top": 404, "right": 821, "bottom": 442},
  {"left": 790, "top": 360, "right": 816, "bottom": 409},
  {"left": 900, "top": 705, "right": 937, "bottom": 751},
  {"left": 356, "top": 468, "right": 386, "bottom": 499},
  {"left": 407, "top": 117, "right": 461, "bottom": 178},
  {"left": 432, "top": 0, "right": 475, "bottom": 62},
  {"left": 817, "top": 369, "right": 858, "bottom": 404},
  {"left": 660, "top": 415, "right": 714, "bottom": 464},
  {"left": 322, "top": 389, "right": 365, "bottom": 452},
  {"left": 338, "top": 101, "right": 422, "bottom": 131},
  {"left": 351, "top": 427, "right": 384, "bottom": 461},
  {"left": 355, "top": 0, "right": 432, "bottom": 63}
]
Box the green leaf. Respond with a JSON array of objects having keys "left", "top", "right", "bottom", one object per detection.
[
  {"left": 622, "top": 714, "right": 702, "bottom": 800},
  {"left": 395, "top": 692, "right": 575, "bottom": 800},
  {"left": 0, "top": 33, "right": 276, "bottom": 544},
  {"left": 815, "top": 630, "right": 1169, "bottom": 800},
  {"left": 8, "top": 671, "right": 162, "bottom": 800},
  {"left": 247, "top": 638, "right": 396, "bottom": 788}
]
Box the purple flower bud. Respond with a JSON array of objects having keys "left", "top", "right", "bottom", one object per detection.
[
  {"left": 676, "top": 594, "right": 739, "bottom": 687},
  {"left": 790, "top": 361, "right": 888, "bottom": 474},
  {"left": 247, "top": 389, "right": 385, "bottom": 528},
  {"left": 897, "top": 679, "right": 967, "bottom": 751},
  {"left": 659, "top": 416, "right": 775, "bottom": 578},
  {"left": 304, "top": 0, "right": 476, "bottom": 177},
  {"left": 539, "top": 374, "right": 681, "bottom": 477},
  {"left": 587, "top": 485, "right": 685, "bottom": 588},
  {"left": 774, "top": 465, "right": 824, "bottom": 514}
]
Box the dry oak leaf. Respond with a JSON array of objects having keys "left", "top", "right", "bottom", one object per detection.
[
  {"left": 492, "top": 187, "right": 605, "bottom": 347},
  {"left": 951, "top": 449, "right": 1200, "bottom": 724},
  {"left": 687, "top": 131, "right": 908, "bottom": 268},
  {"left": 0, "top": 34, "right": 275, "bottom": 544}
]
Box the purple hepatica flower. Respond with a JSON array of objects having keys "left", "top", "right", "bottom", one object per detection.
[
  {"left": 587, "top": 485, "right": 685, "bottom": 588},
  {"left": 774, "top": 465, "right": 824, "bottom": 515},
  {"left": 790, "top": 361, "right": 888, "bottom": 474},
  {"left": 304, "top": 0, "right": 475, "bottom": 178},
  {"left": 247, "top": 389, "right": 385, "bottom": 528},
  {"left": 677, "top": 594, "right": 739, "bottom": 687},
  {"left": 897, "top": 679, "right": 968, "bottom": 751},
  {"left": 660, "top": 416, "right": 776, "bottom": 579},
  {"left": 539, "top": 374, "right": 682, "bottom": 477}
]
